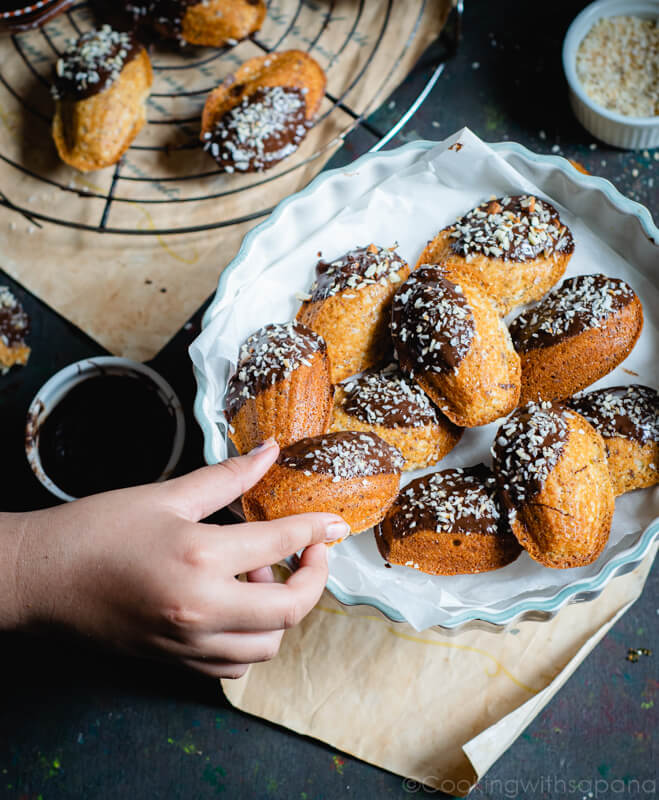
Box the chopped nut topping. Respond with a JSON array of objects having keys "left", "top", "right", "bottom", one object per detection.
[{"left": 576, "top": 15, "right": 658, "bottom": 118}]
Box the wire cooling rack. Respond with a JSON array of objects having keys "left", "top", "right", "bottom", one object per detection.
[{"left": 0, "top": 0, "right": 461, "bottom": 235}]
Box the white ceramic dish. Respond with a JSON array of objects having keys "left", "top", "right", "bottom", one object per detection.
[
  {"left": 26, "top": 357, "right": 185, "bottom": 502},
  {"left": 191, "top": 133, "right": 659, "bottom": 632},
  {"left": 562, "top": 0, "right": 659, "bottom": 149}
]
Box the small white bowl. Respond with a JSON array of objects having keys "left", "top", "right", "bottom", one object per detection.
[
  {"left": 25, "top": 357, "right": 186, "bottom": 502},
  {"left": 562, "top": 0, "right": 659, "bottom": 149}
]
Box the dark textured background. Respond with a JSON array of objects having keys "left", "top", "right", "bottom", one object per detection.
[{"left": 0, "top": 1, "right": 657, "bottom": 798}]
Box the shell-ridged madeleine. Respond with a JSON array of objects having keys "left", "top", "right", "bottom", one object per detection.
[
  {"left": 201, "top": 50, "right": 325, "bottom": 173},
  {"left": 568, "top": 385, "right": 659, "bottom": 496},
  {"left": 52, "top": 26, "right": 152, "bottom": 172},
  {"left": 120, "top": 0, "right": 266, "bottom": 47},
  {"left": 297, "top": 244, "right": 411, "bottom": 383},
  {"left": 417, "top": 195, "right": 573, "bottom": 316},
  {"left": 242, "top": 431, "right": 404, "bottom": 537},
  {"left": 225, "top": 322, "right": 333, "bottom": 454},
  {"left": 509, "top": 274, "right": 643, "bottom": 404},
  {"left": 330, "top": 364, "right": 462, "bottom": 470},
  {"left": 493, "top": 402, "right": 614, "bottom": 569},
  {"left": 376, "top": 465, "right": 522, "bottom": 575},
  {"left": 391, "top": 265, "right": 520, "bottom": 428}
]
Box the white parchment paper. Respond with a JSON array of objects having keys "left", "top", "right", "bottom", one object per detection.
[{"left": 190, "top": 128, "right": 659, "bottom": 630}]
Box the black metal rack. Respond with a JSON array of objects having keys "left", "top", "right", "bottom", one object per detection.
[{"left": 0, "top": 0, "right": 461, "bottom": 235}]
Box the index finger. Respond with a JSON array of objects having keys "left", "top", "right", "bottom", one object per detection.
[{"left": 212, "top": 513, "right": 349, "bottom": 574}]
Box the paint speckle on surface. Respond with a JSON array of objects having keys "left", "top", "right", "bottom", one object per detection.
[
  {"left": 331, "top": 755, "right": 345, "bottom": 775},
  {"left": 167, "top": 736, "right": 203, "bottom": 756},
  {"left": 202, "top": 764, "right": 226, "bottom": 793},
  {"left": 266, "top": 777, "right": 278, "bottom": 793}
]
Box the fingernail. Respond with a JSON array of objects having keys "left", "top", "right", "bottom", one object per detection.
[
  {"left": 325, "top": 520, "right": 350, "bottom": 542},
  {"left": 248, "top": 437, "right": 278, "bottom": 455}
]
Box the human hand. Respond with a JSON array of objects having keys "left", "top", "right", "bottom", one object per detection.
[{"left": 1, "top": 439, "right": 349, "bottom": 677}]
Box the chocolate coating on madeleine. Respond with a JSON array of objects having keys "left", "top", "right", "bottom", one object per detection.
[
  {"left": 278, "top": 431, "right": 404, "bottom": 480},
  {"left": 225, "top": 322, "right": 326, "bottom": 420},
  {"left": 391, "top": 265, "right": 475, "bottom": 375},
  {"left": 341, "top": 365, "right": 439, "bottom": 429},
  {"left": 568, "top": 385, "right": 658, "bottom": 446},
  {"left": 203, "top": 86, "right": 310, "bottom": 173},
  {"left": 445, "top": 194, "right": 574, "bottom": 263},
  {"left": 52, "top": 25, "right": 141, "bottom": 101},
  {"left": 509, "top": 274, "right": 636, "bottom": 352},
  {"left": 493, "top": 401, "right": 570, "bottom": 505},
  {"left": 123, "top": 0, "right": 196, "bottom": 42},
  {"left": 307, "top": 244, "right": 406, "bottom": 303},
  {"left": 0, "top": 286, "right": 29, "bottom": 348},
  {"left": 384, "top": 465, "right": 503, "bottom": 542}
]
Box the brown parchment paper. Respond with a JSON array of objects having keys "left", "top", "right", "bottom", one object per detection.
[
  {"left": 222, "top": 548, "right": 656, "bottom": 793},
  {"left": 0, "top": 0, "right": 452, "bottom": 361}
]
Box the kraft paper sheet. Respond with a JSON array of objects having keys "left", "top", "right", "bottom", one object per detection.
[
  {"left": 0, "top": 0, "right": 452, "bottom": 361},
  {"left": 222, "top": 549, "right": 656, "bottom": 794}
]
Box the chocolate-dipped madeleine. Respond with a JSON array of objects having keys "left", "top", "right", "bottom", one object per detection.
[
  {"left": 376, "top": 465, "right": 522, "bottom": 575},
  {"left": 417, "top": 194, "right": 574, "bottom": 316},
  {"left": 297, "top": 244, "right": 411, "bottom": 383},
  {"left": 492, "top": 401, "right": 614, "bottom": 569},
  {"left": 242, "top": 431, "right": 404, "bottom": 537},
  {"left": 225, "top": 322, "right": 333, "bottom": 454},
  {"left": 122, "top": 0, "right": 266, "bottom": 48},
  {"left": 51, "top": 25, "right": 153, "bottom": 172},
  {"left": 568, "top": 385, "right": 658, "bottom": 495},
  {"left": 201, "top": 50, "right": 325, "bottom": 173},
  {"left": 510, "top": 274, "right": 643, "bottom": 404},
  {"left": 330, "top": 364, "right": 462, "bottom": 470},
  {"left": 391, "top": 265, "right": 520, "bottom": 427}
]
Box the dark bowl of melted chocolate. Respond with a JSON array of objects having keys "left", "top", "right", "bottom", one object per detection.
[
  {"left": 26, "top": 357, "right": 185, "bottom": 501},
  {"left": 0, "top": 0, "right": 73, "bottom": 33}
]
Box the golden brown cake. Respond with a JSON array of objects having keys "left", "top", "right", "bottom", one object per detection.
[
  {"left": 329, "top": 364, "right": 462, "bottom": 470},
  {"left": 509, "top": 274, "right": 643, "bottom": 404},
  {"left": 391, "top": 265, "right": 520, "bottom": 427},
  {"left": 201, "top": 50, "right": 325, "bottom": 173},
  {"left": 417, "top": 195, "right": 574, "bottom": 316},
  {"left": 242, "top": 431, "right": 404, "bottom": 537},
  {"left": 0, "top": 286, "right": 30, "bottom": 373},
  {"left": 297, "top": 244, "right": 411, "bottom": 383},
  {"left": 121, "top": 0, "right": 266, "bottom": 47},
  {"left": 568, "top": 385, "right": 659, "bottom": 496},
  {"left": 51, "top": 26, "right": 153, "bottom": 172},
  {"left": 376, "top": 464, "right": 522, "bottom": 575},
  {"left": 225, "top": 322, "right": 333, "bottom": 454},
  {"left": 492, "top": 401, "right": 614, "bottom": 569}
]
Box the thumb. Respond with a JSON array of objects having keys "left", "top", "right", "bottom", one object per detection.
[{"left": 161, "top": 438, "right": 279, "bottom": 521}]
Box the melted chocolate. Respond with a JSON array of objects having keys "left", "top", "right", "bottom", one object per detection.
[
  {"left": 391, "top": 265, "right": 475, "bottom": 377},
  {"left": 38, "top": 373, "right": 176, "bottom": 498},
  {"left": 446, "top": 194, "right": 574, "bottom": 263},
  {"left": 203, "top": 86, "right": 310, "bottom": 173},
  {"left": 493, "top": 401, "right": 570, "bottom": 510},
  {"left": 569, "top": 385, "right": 658, "bottom": 446},
  {"left": 225, "top": 322, "right": 326, "bottom": 421},
  {"left": 52, "top": 25, "right": 141, "bottom": 101},
  {"left": 0, "top": 286, "right": 29, "bottom": 349},
  {"left": 384, "top": 465, "right": 503, "bottom": 543},
  {"left": 509, "top": 274, "right": 636, "bottom": 352},
  {"left": 278, "top": 431, "right": 404, "bottom": 480},
  {"left": 306, "top": 244, "right": 407, "bottom": 303},
  {"left": 0, "top": 0, "right": 72, "bottom": 32},
  {"left": 341, "top": 364, "right": 439, "bottom": 429}
]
